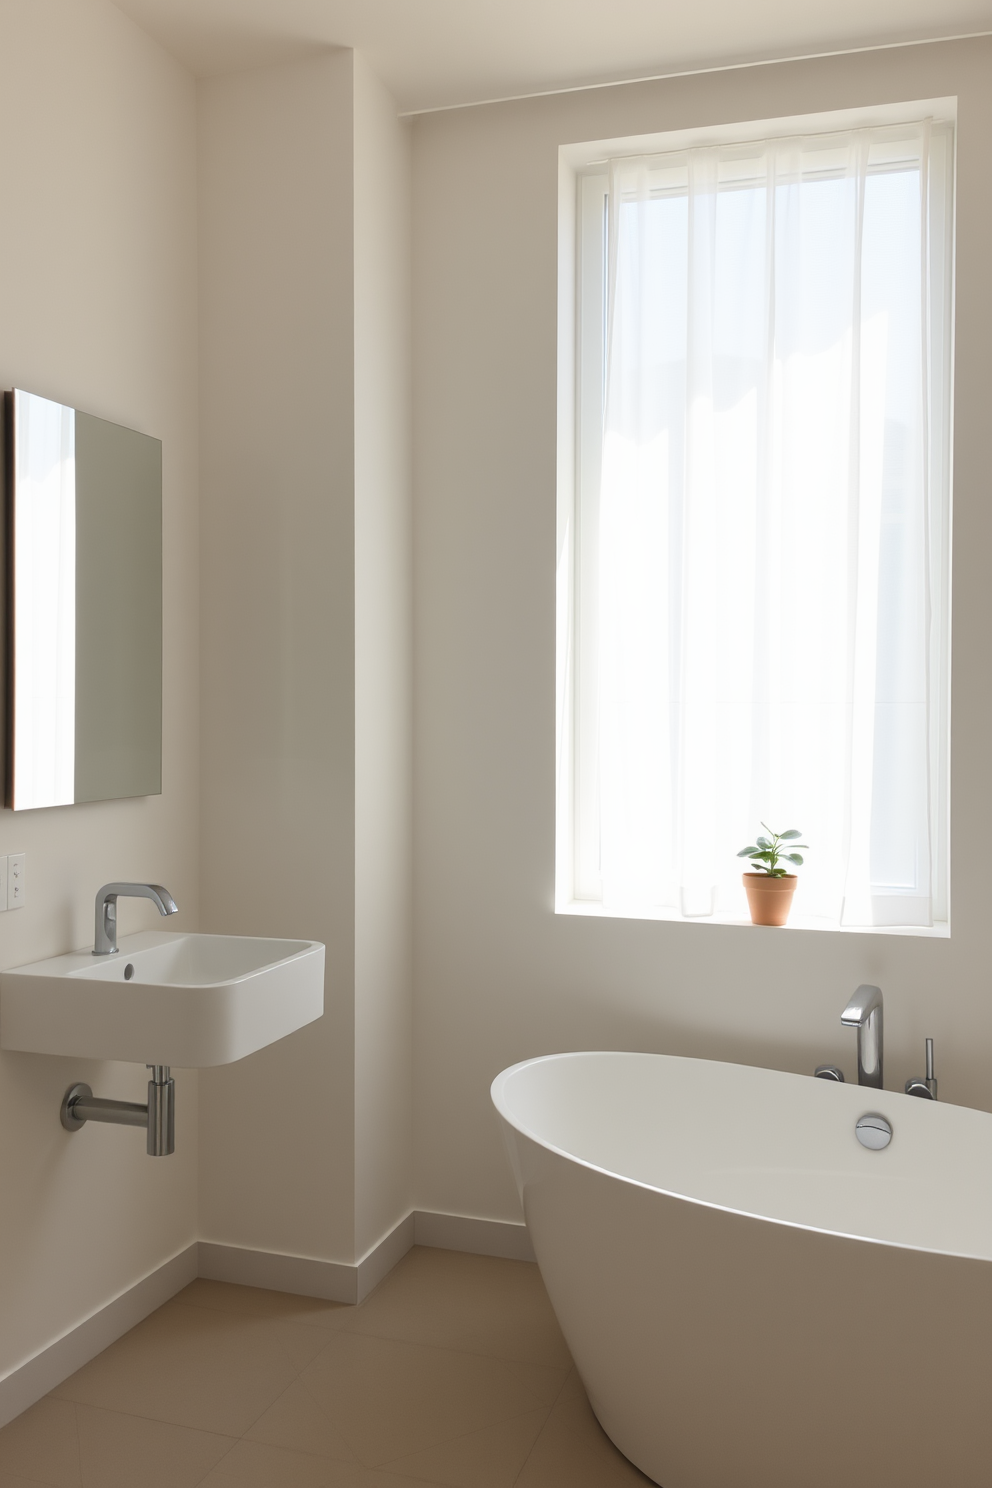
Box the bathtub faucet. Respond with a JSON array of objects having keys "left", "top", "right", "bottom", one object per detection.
[{"left": 841, "top": 985, "right": 883, "bottom": 1089}]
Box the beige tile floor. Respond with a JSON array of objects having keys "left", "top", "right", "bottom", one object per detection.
[{"left": 0, "top": 1247, "right": 654, "bottom": 1488}]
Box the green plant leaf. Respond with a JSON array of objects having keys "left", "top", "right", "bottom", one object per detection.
[
  {"left": 779, "top": 829, "right": 802, "bottom": 840},
  {"left": 737, "top": 846, "right": 759, "bottom": 857},
  {"left": 783, "top": 852, "right": 804, "bottom": 865},
  {"left": 756, "top": 836, "right": 771, "bottom": 849}
]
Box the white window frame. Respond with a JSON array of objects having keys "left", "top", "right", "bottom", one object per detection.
[{"left": 555, "top": 101, "right": 956, "bottom": 935}]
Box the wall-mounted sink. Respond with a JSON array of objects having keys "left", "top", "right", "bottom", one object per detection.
[{"left": 0, "top": 930, "right": 324, "bottom": 1067}]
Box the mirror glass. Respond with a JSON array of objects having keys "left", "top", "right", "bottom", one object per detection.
[{"left": 6, "top": 389, "right": 162, "bottom": 810}]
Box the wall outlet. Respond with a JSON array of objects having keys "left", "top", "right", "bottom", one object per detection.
[
  {"left": 0, "top": 857, "right": 8, "bottom": 911},
  {"left": 7, "top": 853, "right": 26, "bottom": 909}
]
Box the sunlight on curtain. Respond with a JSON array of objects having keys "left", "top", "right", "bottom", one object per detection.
[
  {"left": 13, "top": 390, "right": 76, "bottom": 810},
  {"left": 596, "top": 125, "right": 936, "bottom": 926}
]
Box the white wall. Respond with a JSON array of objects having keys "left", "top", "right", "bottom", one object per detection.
[
  {"left": 353, "top": 54, "right": 414, "bottom": 1260},
  {"left": 197, "top": 49, "right": 358, "bottom": 1263},
  {"left": 411, "top": 38, "right": 992, "bottom": 1221},
  {"left": 198, "top": 48, "right": 414, "bottom": 1267},
  {"left": 0, "top": 0, "right": 200, "bottom": 1381}
]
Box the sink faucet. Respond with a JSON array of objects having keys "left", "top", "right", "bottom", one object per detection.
[
  {"left": 841, "top": 984, "right": 883, "bottom": 1089},
  {"left": 94, "top": 882, "right": 178, "bottom": 955}
]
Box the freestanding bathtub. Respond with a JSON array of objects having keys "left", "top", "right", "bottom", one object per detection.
[{"left": 492, "top": 1051, "right": 992, "bottom": 1488}]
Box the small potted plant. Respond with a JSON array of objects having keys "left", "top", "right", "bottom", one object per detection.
[{"left": 737, "top": 824, "right": 808, "bottom": 926}]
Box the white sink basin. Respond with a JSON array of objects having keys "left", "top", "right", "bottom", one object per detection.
[{"left": 0, "top": 930, "right": 324, "bottom": 1066}]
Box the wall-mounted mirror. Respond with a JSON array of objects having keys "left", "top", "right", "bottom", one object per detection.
[{"left": 4, "top": 389, "right": 162, "bottom": 811}]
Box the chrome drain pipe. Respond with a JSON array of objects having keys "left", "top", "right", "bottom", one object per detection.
[{"left": 61, "top": 1066, "right": 176, "bottom": 1156}]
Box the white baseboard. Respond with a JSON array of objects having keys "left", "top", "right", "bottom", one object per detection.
[
  {"left": 199, "top": 1210, "right": 530, "bottom": 1301},
  {"left": 0, "top": 1243, "right": 198, "bottom": 1430},
  {"left": 197, "top": 1241, "right": 359, "bottom": 1304},
  {"left": 0, "top": 1211, "right": 533, "bottom": 1428},
  {"left": 197, "top": 1213, "right": 418, "bottom": 1306},
  {"left": 414, "top": 1210, "right": 535, "bottom": 1262},
  {"left": 359, "top": 1211, "right": 417, "bottom": 1298}
]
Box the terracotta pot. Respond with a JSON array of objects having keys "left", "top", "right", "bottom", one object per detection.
[{"left": 743, "top": 873, "right": 797, "bottom": 927}]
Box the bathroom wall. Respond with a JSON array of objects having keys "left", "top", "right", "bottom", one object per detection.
[
  {"left": 198, "top": 48, "right": 414, "bottom": 1266},
  {"left": 352, "top": 54, "right": 414, "bottom": 1261},
  {"left": 411, "top": 38, "right": 992, "bottom": 1221},
  {"left": 0, "top": 0, "right": 200, "bottom": 1383},
  {"left": 197, "top": 49, "right": 358, "bottom": 1263}
]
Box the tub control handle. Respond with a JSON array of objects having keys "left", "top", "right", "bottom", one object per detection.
[{"left": 905, "top": 1038, "right": 938, "bottom": 1100}]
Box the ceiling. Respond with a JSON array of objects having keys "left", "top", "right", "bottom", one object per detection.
[{"left": 113, "top": 0, "right": 992, "bottom": 113}]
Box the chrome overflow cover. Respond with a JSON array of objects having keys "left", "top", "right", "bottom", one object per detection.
[{"left": 855, "top": 1113, "right": 892, "bottom": 1150}]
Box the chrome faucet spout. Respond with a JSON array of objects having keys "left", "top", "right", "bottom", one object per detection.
[
  {"left": 841, "top": 984, "right": 883, "bottom": 1089},
  {"left": 93, "top": 882, "right": 178, "bottom": 956}
]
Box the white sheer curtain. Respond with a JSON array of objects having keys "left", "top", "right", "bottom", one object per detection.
[{"left": 595, "top": 124, "right": 939, "bottom": 926}]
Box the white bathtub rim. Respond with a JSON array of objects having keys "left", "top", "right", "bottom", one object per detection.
[{"left": 492, "top": 1049, "right": 992, "bottom": 1266}]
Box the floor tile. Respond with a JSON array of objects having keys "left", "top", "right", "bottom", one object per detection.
[
  {"left": 0, "top": 1397, "right": 79, "bottom": 1487},
  {"left": 2, "top": 1247, "right": 642, "bottom": 1488},
  {"left": 245, "top": 1379, "right": 358, "bottom": 1462},
  {"left": 343, "top": 1250, "right": 572, "bottom": 1371},
  {"left": 176, "top": 1279, "right": 349, "bottom": 1331},
  {"left": 362, "top": 1474, "right": 463, "bottom": 1488},
  {"left": 299, "top": 1332, "right": 567, "bottom": 1468},
  {"left": 359, "top": 1477, "right": 447, "bottom": 1488},
  {"left": 75, "top": 1404, "right": 234, "bottom": 1488},
  {"left": 513, "top": 1370, "right": 655, "bottom": 1487},
  {"left": 198, "top": 1440, "right": 365, "bottom": 1486},
  {"left": 53, "top": 1301, "right": 320, "bottom": 1436},
  {"left": 378, "top": 1406, "right": 551, "bottom": 1488}
]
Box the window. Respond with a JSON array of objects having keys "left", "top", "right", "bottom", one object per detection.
[{"left": 557, "top": 105, "right": 954, "bottom": 931}]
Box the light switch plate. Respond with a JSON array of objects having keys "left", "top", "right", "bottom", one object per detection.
[
  {"left": 8, "top": 853, "right": 25, "bottom": 909},
  {"left": 0, "top": 857, "right": 8, "bottom": 911}
]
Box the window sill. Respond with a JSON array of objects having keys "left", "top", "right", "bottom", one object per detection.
[{"left": 557, "top": 900, "right": 950, "bottom": 938}]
